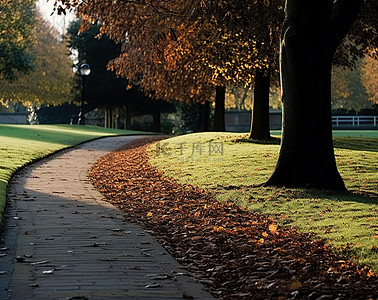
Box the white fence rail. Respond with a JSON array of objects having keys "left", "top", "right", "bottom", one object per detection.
[{"left": 332, "top": 116, "right": 377, "bottom": 128}]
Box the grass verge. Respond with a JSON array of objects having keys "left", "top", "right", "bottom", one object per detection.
[
  {"left": 0, "top": 124, "right": 150, "bottom": 221},
  {"left": 148, "top": 132, "right": 378, "bottom": 272}
]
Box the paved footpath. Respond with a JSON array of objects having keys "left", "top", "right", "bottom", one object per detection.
[{"left": 0, "top": 136, "right": 214, "bottom": 300}]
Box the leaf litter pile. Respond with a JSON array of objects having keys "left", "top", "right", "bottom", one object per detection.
[{"left": 89, "top": 138, "right": 377, "bottom": 299}]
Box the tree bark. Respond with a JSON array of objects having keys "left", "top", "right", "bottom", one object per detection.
[
  {"left": 104, "top": 108, "right": 107, "bottom": 128},
  {"left": 124, "top": 105, "right": 131, "bottom": 130},
  {"left": 213, "top": 85, "right": 226, "bottom": 132},
  {"left": 249, "top": 68, "right": 271, "bottom": 140},
  {"left": 265, "top": 0, "right": 362, "bottom": 190},
  {"left": 199, "top": 101, "right": 210, "bottom": 132},
  {"left": 114, "top": 107, "right": 119, "bottom": 129},
  {"left": 104, "top": 105, "right": 112, "bottom": 128},
  {"left": 152, "top": 111, "right": 161, "bottom": 132},
  {"left": 240, "top": 87, "right": 250, "bottom": 109}
]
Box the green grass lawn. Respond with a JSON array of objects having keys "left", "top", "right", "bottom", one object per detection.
[
  {"left": 0, "top": 124, "right": 149, "bottom": 220},
  {"left": 148, "top": 131, "right": 378, "bottom": 272}
]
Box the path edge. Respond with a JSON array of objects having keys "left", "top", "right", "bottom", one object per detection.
[{"left": 1, "top": 132, "right": 164, "bottom": 229}]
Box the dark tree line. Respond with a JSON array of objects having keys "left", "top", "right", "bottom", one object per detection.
[{"left": 67, "top": 20, "right": 174, "bottom": 131}]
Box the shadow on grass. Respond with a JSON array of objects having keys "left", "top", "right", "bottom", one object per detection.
[
  {"left": 220, "top": 182, "right": 378, "bottom": 206},
  {"left": 333, "top": 137, "right": 378, "bottom": 152},
  {"left": 259, "top": 185, "right": 378, "bottom": 205},
  {"left": 230, "top": 135, "right": 377, "bottom": 152},
  {"left": 302, "top": 188, "right": 376, "bottom": 204},
  {"left": 233, "top": 136, "right": 281, "bottom": 145}
]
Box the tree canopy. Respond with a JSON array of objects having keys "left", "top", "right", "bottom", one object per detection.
[
  {"left": 52, "top": 0, "right": 377, "bottom": 103},
  {"left": 0, "top": 0, "right": 36, "bottom": 80},
  {"left": 0, "top": 14, "right": 74, "bottom": 106},
  {"left": 53, "top": 0, "right": 284, "bottom": 104}
]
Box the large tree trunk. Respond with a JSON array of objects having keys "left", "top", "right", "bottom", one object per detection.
[
  {"left": 213, "top": 85, "right": 226, "bottom": 132},
  {"left": 249, "top": 68, "right": 271, "bottom": 140},
  {"left": 265, "top": 0, "right": 362, "bottom": 190},
  {"left": 114, "top": 107, "right": 119, "bottom": 129},
  {"left": 124, "top": 105, "right": 131, "bottom": 130},
  {"left": 104, "top": 105, "right": 112, "bottom": 128},
  {"left": 199, "top": 101, "right": 210, "bottom": 132},
  {"left": 152, "top": 111, "right": 161, "bottom": 132}
]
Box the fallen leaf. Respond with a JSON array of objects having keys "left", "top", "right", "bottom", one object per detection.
[
  {"left": 145, "top": 283, "right": 161, "bottom": 288},
  {"left": 288, "top": 280, "right": 302, "bottom": 291},
  {"left": 16, "top": 256, "right": 30, "bottom": 263},
  {"left": 269, "top": 224, "right": 278, "bottom": 234},
  {"left": 30, "top": 260, "right": 49, "bottom": 266},
  {"left": 213, "top": 226, "right": 225, "bottom": 232}
]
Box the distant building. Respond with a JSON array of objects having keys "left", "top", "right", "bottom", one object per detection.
[
  {"left": 225, "top": 109, "right": 282, "bottom": 132},
  {"left": 0, "top": 113, "right": 28, "bottom": 124}
]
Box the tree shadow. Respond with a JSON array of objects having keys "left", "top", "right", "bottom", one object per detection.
[
  {"left": 333, "top": 137, "right": 378, "bottom": 152},
  {"left": 268, "top": 186, "right": 378, "bottom": 205},
  {"left": 233, "top": 136, "right": 281, "bottom": 145}
]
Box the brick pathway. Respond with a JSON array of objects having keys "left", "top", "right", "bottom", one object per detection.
[{"left": 0, "top": 136, "right": 214, "bottom": 300}]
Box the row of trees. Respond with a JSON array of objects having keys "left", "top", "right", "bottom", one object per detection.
[{"left": 55, "top": 0, "right": 377, "bottom": 190}]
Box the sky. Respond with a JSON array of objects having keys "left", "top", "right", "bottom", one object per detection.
[{"left": 37, "top": 0, "right": 76, "bottom": 35}]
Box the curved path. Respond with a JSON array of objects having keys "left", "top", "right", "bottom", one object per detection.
[{"left": 0, "top": 136, "right": 213, "bottom": 300}]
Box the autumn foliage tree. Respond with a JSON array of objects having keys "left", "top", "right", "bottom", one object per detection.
[
  {"left": 0, "top": 14, "right": 74, "bottom": 106},
  {"left": 331, "top": 58, "right": 373, "bottom": 112},
  {"left": 0, "top": 0, "right": 36, "bottom": 80},
  {"left": 361, "top": 52, "right": 378, "bottom": 106}
]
